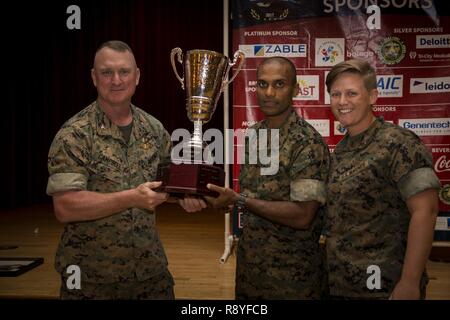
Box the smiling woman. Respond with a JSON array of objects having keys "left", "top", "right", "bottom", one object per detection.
[{"left": 324, "top": 59, "right": 442, "bottom": 300}]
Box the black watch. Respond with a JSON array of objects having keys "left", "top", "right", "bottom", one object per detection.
[{"left": 236, "top": 193, "right": 247, "bottom": 209}]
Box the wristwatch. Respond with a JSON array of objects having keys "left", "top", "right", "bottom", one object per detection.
[{"left": 236, "top": 193, "right": 248, "bottom": 209}]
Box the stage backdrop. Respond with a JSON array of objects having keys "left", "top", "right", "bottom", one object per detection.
[
  {"left": 2, "top": 0, "right": 223, "bottom": 209},
  {"left": 230, "top": 0, "right": 450, "bottom": 241}
]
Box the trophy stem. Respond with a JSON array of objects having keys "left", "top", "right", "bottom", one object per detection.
[
  {"left": 186, "top": 120, "right": 204, "bottom": 164},
  {"left": 192, "top": 120, "right": 203, "bottom": 148}
]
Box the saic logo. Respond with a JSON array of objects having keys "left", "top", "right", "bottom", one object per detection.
[{"left": 376, "top": 75, "right": 403, "bottom": 97}]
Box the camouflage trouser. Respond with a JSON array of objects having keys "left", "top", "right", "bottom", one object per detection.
[
  {"left": 60, "top": 270, "right": 175, "bottom": 300},
  {"left": 329, "top": 286, "right": 427, "bottom": 300}
]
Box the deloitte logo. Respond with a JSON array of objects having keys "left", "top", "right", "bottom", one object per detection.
[
  {"left": 410, "top": 77, "right": 450, "bottom": 94},
  {"left": 377, "top": 37, "right": 406, "bottom": 65}
]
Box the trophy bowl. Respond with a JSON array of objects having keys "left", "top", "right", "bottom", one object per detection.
[{"left": 156, "top": 48, "right": 244, "bottom": 197}]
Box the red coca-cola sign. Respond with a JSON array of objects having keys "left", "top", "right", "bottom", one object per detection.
[{"left": 435, "top": 155, "right": 450, "bottom": 174}]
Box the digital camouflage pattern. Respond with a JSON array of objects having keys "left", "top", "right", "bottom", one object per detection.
[
  {"left": 325, "top": 117, "right": 441, "bottom": 298},
  {"left": 47, "top": 101, "right": 172, "bottom": 284},
  {"left": 237, "top": 110, "right": 330, "bottom": 299},
  {"left": 59, "top": 269, "right": 174, "bottom": 299}
]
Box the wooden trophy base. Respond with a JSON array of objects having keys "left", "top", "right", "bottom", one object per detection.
[{"left": 155, "top": 163, "right": 225, "bottom": 197}]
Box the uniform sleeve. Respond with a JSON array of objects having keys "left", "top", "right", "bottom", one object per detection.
[
  {"left": 161, "top": 128, "right": 172, "bottom": 164},
  {"left": 46, "top": 128, "right": 90, "bottom": 195},
  {"left": 389, "top": 134, "right": 441, "bottom": 200},
  {"left": 289, "top": 142, "right": 329, "bottom": 205}
]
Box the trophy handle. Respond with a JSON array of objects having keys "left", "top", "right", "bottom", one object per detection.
[
  {"left": 170, "top": 47, "right": 185, "bottom": 90},
  {"left": 222, "top": 50, "right": 245, "bottom": 89}
]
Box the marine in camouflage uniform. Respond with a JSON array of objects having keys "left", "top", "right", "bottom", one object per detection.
[
  {"left": 47, "top": 101, "right": 174, "bottom": 299},
  {"left": 236, "top": 110, "right": 329, "bottom": 299},
  {"left": 324, "top": 117, "right": 441, "bottom": 298}
]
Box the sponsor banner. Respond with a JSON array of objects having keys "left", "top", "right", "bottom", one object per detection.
[
  {"left": 399, "top": 118, "right": 450, "bottom": 136},
  {"left": 238, "top": 44, "right": 307, "bottom": 58},
  {"left": 410, "top": 77, "right": 450, "bottom": 94},
  {"left": 432, "top": 145, "right": 450, "bottom": 181},
  {"left": 333, "top": 121, "right": 347, "bottom": 136},
  {"left": 305, "top": 119, "right": 330, "bottom": 137},
  {"left": 435, "top": 217, "right": 450, "bottom": 231},
  {"left": 232, "top": 0, "right": 450, "bottom": 233},
  {"left": 377, "top": 36, "right": 406, "bottom": 65},
  {"left": 294, "top": 75, "right": 319, "bottom": 101},
  {"left": 315, "top": 38, "right": 345, "bottom": 66},
  {"left": 416, "top": 34, "right": 450, "bottom": 49},
  {"left": 377, "top": 75, "right": 403, "bottom": 98}
]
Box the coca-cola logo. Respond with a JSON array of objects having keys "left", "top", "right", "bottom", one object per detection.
[{"left": 435, "top": 155, "right": 450, "bottom": 173}]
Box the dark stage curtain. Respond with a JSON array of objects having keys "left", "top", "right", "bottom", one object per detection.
[{"left": 3, "top": 0, "right": 224, "bottom": 209}]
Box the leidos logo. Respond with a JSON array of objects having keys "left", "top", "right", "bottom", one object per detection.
[
  {"left": 239, "top": 44, "right": 307, "bottom": 58},
  {"left": 377, "top": 75, "right": 403, "bottom": 97},
  {"left": 294, "top": 75, "right": 319, "bottom": 101},
  {"left": 410, "top": 77, "right": 450, "bottom": 94}
]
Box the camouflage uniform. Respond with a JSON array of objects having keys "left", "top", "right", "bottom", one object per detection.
[
  {"left": 237, "top": 110, "right": 330, "bottom": 299},
  {"left": 47, "top": 101, "right": 173, "bottom": 298},
  {"left": 325, "top": 117, "right": 441, "bottom": 299}
]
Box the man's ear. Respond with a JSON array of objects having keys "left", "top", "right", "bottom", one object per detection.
[
  {"left": 91, "top": 68, "right": 97, "bottom": 87},
  {"left": 135, "top": 68, "right": 140, "bottom": 86}
]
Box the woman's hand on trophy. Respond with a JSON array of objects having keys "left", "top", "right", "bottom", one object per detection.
[
  {"left": 178, "top": 196, "right": 207, "bottom": 213},
  {"left": 204, "top": 184, "right": 239, "bottom": 211}
]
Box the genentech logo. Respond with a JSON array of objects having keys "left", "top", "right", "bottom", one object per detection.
[
  {"left": 238, "top": 44, "right": 307, "bottom": 58},
  {"left": 399, "top": 118, "right": 450, "bottom": 136}
]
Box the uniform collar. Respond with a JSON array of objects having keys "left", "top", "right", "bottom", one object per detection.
[
  {"left": 258, "top": 110, "right": 299, "bottom": 150},
  {"left": 335, "top": 117, "right": 384, "bottom": 153},
  {"left": 94, "top": 101, "right": 151, "bottom": 145},
  {"left": 260, "top": 109, "right": 298, "bottom": 131}
]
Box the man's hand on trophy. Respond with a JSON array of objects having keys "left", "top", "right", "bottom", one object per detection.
[
  {"left": 204, "top": 184, "right": 239, "bottom": 210},
  {"left": 178, "top": 196, "right": 207, "bottom": 213},
  {"left": 134, "top": 181, "right": 168, "bottom": 211}
]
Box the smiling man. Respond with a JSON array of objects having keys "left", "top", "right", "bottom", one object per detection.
[
  {"left": 47, "top": 40, "right": 203, "bottom": 299},
  {"left": 206, "top": 57, "right": 330, "bottom": 299}
]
